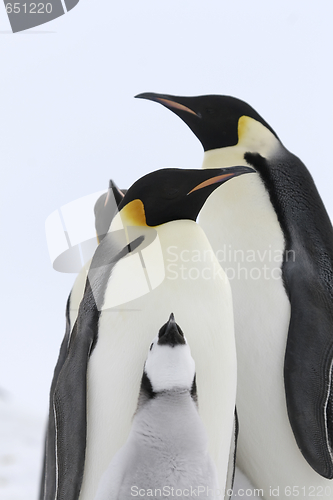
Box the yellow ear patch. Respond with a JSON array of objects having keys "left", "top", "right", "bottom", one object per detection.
[
  {"left": 237, "top": 115, "right": 252, "bottom": 142},
  {"left": 120, "top": 199, "right": 147, "bottom": 227},
  {"left": 237, "top": 115, "right": 279, "bottom": 154}
]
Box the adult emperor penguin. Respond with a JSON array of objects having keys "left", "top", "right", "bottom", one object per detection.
[
  {"left": 41, "top": 166, "right": 253, "bottom": 500},
  {"left": 136, "top": 93, "right": 333, "bottom": 498},
  {"left": 39, "top": 179, "right": 125, "bottom": 500},
  {"left": 94, "top": 313, "right": 220, "bottom": 500}
]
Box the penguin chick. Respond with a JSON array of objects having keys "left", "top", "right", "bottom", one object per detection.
[{"left": 94, "top": 313, "right": 220, "bottom": 500}]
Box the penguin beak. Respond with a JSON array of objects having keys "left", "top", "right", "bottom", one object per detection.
[
  {"left": 158, "top": 313, "right": 186, "bottom": 347},
  {"left": 187, "top": 166, "right": 255, "bottom": 195},
  {"left": 168, "top": 312, "right": 175, "bottom": 323},
  {"left": 95, "top": 179, "right": 127, "bottom": 243},
  {"left": 106, "top": 179, "right": 126, "bottom": 207},
  {"left": 135, "top": 92, "right": 200, "bottom": 118}
]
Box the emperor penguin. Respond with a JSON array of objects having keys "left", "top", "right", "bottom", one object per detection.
[
  {"left": 135, "top": 93, "right": 333, "bottom": 498},
  {"left": 94, "top": 313, "right": 220, "bottom": 500},
  {"left": 39, "top": 179, "right": 125, "bottom": 500},
  {"left": 41, "top": 166, "right": 253, "bottom": 500}
]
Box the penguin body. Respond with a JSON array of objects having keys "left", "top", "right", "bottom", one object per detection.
[
  {"left": 39, "top": 179, "right": 125, "bottom": 500},
  {"left": 136, "top": 94, "right": 333, "bottom": 498},
  {"left": 94, "top": 314, "right": 219, "bottom": 500},
  {"left": 42, "top": 166, "right": 253, "bottom": 500},
  {"left": 80, "top": 218, "right": 235, "bottom": 500},
  {"left": 200, "top": 146, "right": 333, "bottom": 499}
]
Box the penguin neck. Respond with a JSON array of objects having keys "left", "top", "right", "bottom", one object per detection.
[
  {"left": 199, "top": 146, "right": 287, "bottom": 274},
  {"left": 155, "top": 219, "right": 212, "bottom": 255},
  {"left": 137, "top": 388, "right": 197, "bottom": 425},
  {"left": 111, "top": 214, "right": 207, "bottom": 253},
  {"left": 202, "top": 141, "right": 333, "bottom": 268},
  {"left": 100, "top": 220, "right": 216, "bottom": 311},
  {"left": 202, "top": 146, "right": 248, "bottom": 169},
  {"left": 201, "top": 146, "right": 281, "bottom": 238},
  {"left": 202, "top": 129, "right": 280, "bottom": 170},
  {"left": 243, "top": 151, "right": 333, "bottom": 291}
]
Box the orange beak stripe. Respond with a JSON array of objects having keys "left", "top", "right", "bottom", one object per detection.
[
  {"left": 155, "top": 98, "right": 198, "bottom": 117},
  {"left": 187, "top": 173, "right": 237, "bottom": 195}
]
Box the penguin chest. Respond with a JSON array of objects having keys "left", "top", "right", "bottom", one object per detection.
[
  {"left": 199, "top": 172, "right": 291, "bottom": 368},
  {"left": 199, "top": 172, "right": 292, "bottom": 484}
]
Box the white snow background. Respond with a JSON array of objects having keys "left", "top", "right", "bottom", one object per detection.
[{"left": 0, "top": 1, "right": 332, "bottom": 498}]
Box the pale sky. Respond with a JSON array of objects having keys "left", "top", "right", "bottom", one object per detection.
[{"left": 0, "top": 0, "right": 332, "bottom": 415}]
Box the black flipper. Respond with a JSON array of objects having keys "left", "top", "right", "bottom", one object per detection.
[
  {"left": 41, "top": 231, "right": 144, "bottom": 500},
  {"left": 246, "top": 151, "right": 333, "bottom": 478},
  {"left": 39, "top": 295, "right": 72, "bottom": 500}
]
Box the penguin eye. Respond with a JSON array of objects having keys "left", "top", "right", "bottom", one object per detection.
[{"left": 150, "top": 343, "right": 153, "bottom": 351}]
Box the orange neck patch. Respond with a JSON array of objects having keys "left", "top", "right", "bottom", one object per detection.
[{"left": 120, "top": 199, "right": 147, "bottom": 227}]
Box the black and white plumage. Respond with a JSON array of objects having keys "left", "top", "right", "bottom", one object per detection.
[
  {"left": 136, "top": 93, "right": 333, "bottom": 496},
  {"left": 41, "top": 166, "right": 253, "bottom": 500}
]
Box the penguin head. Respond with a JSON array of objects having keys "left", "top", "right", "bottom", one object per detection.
[
  {"left": 115, "top": 166, "right": 254, "bottom": 228},
  {"left": 141, "top": 313, "right": 196, "bottom": 398},
  {"left": 135, "top": 93, "right": 280, "bottom": 158}
]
